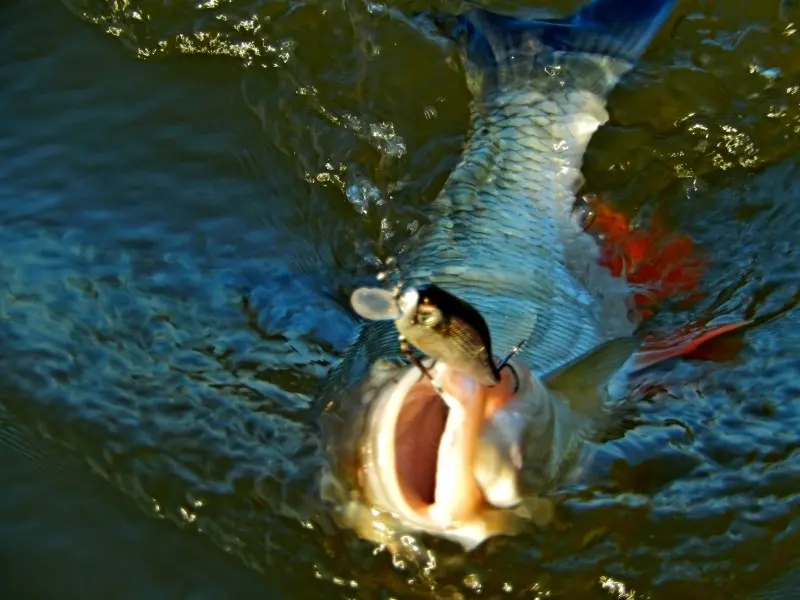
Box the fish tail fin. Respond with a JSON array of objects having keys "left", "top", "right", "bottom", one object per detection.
[{"left": 446, "top": 0, "right": 677, "bottom": 97}]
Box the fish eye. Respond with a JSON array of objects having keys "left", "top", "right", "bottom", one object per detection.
[
  {"left": 572, "top": 199, "right": 596, "bottom": 231},
  {"left": 581, "top": 207, "right": 596, "bottom": 230},
  {"left": 417, "top": 306, "right": 442, "bottom": 327}
]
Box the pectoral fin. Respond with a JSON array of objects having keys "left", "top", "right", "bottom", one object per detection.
[
  {"left": 543, "top": 337, "right": 640, "bottom": 415},
  {"left": 474, "top": 339, "right": 638, "bottom": 510}
]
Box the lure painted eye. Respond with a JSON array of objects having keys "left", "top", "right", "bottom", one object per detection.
[{"left": 417, "top": 306, "right": 442, "bottom": 327}]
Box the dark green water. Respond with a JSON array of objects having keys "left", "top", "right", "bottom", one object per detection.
[{"left": 1, "top": 0, "right": 798, "bottom": 598}]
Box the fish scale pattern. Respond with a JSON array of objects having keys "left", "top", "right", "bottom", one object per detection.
[{"left": 401, "top": 81, "right": 631, "bottom": 374}]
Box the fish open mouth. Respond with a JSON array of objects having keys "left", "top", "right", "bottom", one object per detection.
[
  {"left": 359, "top": 356, "right": 527, "bottom": 534},
  {"left": 361, "top": 360, "right": 498, "bottom": 529},
  {"left": 394, "top": 376, "right": 450, "bottom": 509}
]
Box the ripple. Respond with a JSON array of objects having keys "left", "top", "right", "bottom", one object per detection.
[{"left": 4, "top": 0, "right": 800, "bottom": 598}]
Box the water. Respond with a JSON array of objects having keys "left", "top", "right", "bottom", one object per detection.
[{"left": 0, "top": 0, "right": 798, "bottom": 598}]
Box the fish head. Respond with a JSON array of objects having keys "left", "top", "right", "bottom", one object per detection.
[
  {"left": 393, "top": 284, "right": 500, "bottom": 385},
  {"left": 320, "top": 345, "right": 545, "bottom": 552},
  {"left": 319, "top": 334, "right": 640, "bottom": 553}
]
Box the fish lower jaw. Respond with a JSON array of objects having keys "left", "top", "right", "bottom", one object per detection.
[
  {"left": 372, "top": 503, "right": 500, "bottom": 552},
  {"left": 422, "top": 500, "right": 465, "bottom": 530},
  {"left": 359, "top": 491, "right": 486, "bottom": 544},
  {"left": 423, "top": 503, "right": 489, "bottom": 535},
  {"left": 413, "top": 505, "right": 518, "bottom": 552},
  {"left": 481, "top": 476, "right": 521, "bottom": 509}
]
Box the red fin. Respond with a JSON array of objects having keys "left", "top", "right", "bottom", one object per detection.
[
  {"left": 635, "top": 319, "right": 753, "bottom": 368},
  {"left": 578, "top": 196, "right": 752, "bottom": 366},
  {"left": 582, "top": 196, "right": 707, "bottom": 315}
]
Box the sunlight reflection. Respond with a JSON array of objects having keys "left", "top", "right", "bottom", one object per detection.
[{"left": 600, "top": 575, "right": 637, "bottom": 599}]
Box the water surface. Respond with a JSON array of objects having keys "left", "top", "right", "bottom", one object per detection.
[{"left": 1, "top": 0, "right": 799, "bottom": 598}]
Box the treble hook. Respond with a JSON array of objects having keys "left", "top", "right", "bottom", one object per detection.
[{"left": 496, "top": 339, "right": 527, "bottom": 394}]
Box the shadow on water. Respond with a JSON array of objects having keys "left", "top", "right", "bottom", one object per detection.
[
  {"left": 0, "top": 402, "right": 286, "bottom": 600},
  {"left": 0, "top": 0, "right": 799, "bottom": 597}
]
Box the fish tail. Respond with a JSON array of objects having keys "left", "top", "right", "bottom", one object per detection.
[{"left": 445, "top": 0, "right": 677, "bottom": 98}]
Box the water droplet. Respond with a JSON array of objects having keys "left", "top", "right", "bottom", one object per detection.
[
  {"left": 380, "top": 217, "right": 394, "bottom": 242},
  {"left": 179, "top": 507, "right": 197, "bottom": 523},
  {"left": 391, "top": 554, "right": 406, "bottom": 571},
  {"left": 345, "top": 177, "right": 383, "bottom": 215},
  {"left": 369, "top": 122, "right": 407, "bottom": 158},
  {"left": 464, "top": 573, "right": 482, "bottom": 592}
]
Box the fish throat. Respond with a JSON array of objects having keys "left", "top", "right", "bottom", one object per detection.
[
  {"left": 363, "top": 363, "right": 493, "bottom": 528},
  {"left": 394, "top": 377, "right": 450, "bottom": 508}
]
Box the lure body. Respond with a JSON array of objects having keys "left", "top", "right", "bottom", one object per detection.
[
  {"left": 350, "top": 283, "right": 501, "bottom": 385},
  {"left": 395, "top": 285, "right": 501, "bottom": 385}
]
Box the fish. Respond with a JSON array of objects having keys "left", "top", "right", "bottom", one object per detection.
[{"left": 319, "top": 0, "right": 745, "bottom": 554}]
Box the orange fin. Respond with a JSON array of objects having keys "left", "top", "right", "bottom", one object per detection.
[
  {"left": 634, "top": 318, "right": 753, "bottom": 368},
  {"left": 579, "top": 195, "right": 707, "bottom": 315},
  {"left": 575, "top": 195, "right": 753, "bottom": 367}
]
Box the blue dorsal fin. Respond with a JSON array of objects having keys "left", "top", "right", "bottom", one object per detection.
[{"left": 435, "top": 0, "right": 676, "bottom": 97}]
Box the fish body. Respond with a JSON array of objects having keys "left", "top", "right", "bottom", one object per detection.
[
  {"left": 394, "top": 3, "right": 673, "bottom": 372},
  {"left": 321, "top": 0, "right": 680, "bottom": 552}
]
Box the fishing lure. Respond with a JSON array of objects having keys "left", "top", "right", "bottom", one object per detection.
[{"left": 350, "top": 258, "right": 523, "bottom": 389}]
